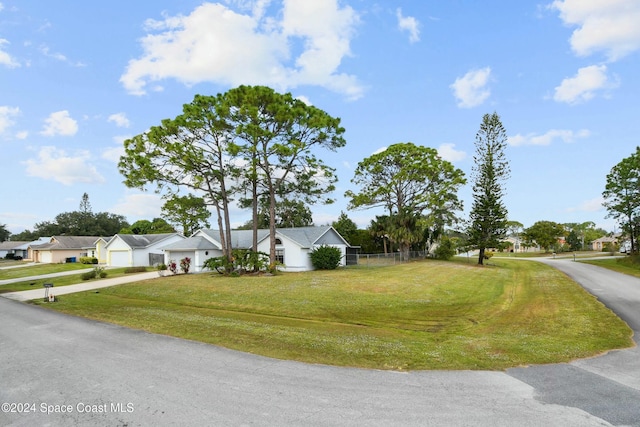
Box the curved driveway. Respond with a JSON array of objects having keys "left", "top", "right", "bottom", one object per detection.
[{"left": 1, "top": 259, "right": 639, "bottom": 426}]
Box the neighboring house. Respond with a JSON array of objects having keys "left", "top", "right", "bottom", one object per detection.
[
  {"left": 30, "top": 236, "right": 100, "bottom": 263},
  {"left": 591, "top": 236, "right": 618, "bottom": 251},
  {"left": 0, "top": 241, "right": 29, "bottom": 258},
  {"left": 501, "top": 236, "right": 541, "bottom": 253},
  {"left": 105, "top": 233, "right": 185, "bottom": 267},
  {"left": 161, "top": 226, "right": 352, "bottom": 273}
]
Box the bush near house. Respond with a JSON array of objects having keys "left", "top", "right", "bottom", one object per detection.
[
  {"left": 79, "top": 256, "right": 99, "bottom": 264},
  {"left": 310, "top": 245, "right": 342, "bottom": 270}
]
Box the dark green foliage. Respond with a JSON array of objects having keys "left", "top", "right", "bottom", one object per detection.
[
  {"left": 0, "top": 223, "right": 9, "bottom": 242},
  {"left": 310, "top": 245, "right": 342, "bottom": 270},
  {"left": 468, "top": 112, "right": 510, "bottom": 265},
  {"left": 161, "top": 194, "right": 211, "bottom": 236},
  {"left": 120, "top": 218, "right": 175, "bottom": 234},
  {"left": 80, "top": 270, "right": 96, "bottom": 281},
  {"left": 203, "top": 250, "right": 270, "bottom": 275},
  {"left": 79, "top": 256, "right": 98, "bottom": 264},
  {"left": 434, "top": 237, "right": 456, "bottom": 260},
  {"left": 82, "top": 267, "right": 107, "bottom": 280},
  {"left": 332, "top": 211, "right": 358, "bottom": 245},
  {"left": 346, "top": 142, "right": 466, "bottom": 260},
  {"left": 124, "top": 267, "right": 148, "bottom": 274},
  {"left": 603, "top": 146, "right": 640, "bottom": 254}
]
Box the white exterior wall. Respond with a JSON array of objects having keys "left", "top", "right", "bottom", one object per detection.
[
  {"left": 164, "top": 248, "right": 223, "bottom": 273},
  {"left": 107, "top": 237, "right": 133, "bottom": 267},
  {"left": 257, "top": 235, "right": 313, "bottom": 272}
]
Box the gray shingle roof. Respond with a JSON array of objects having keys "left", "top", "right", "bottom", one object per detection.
[
  {"left": 114, "top": 233, "right": 181, "bottom": 248},
  {"left": 32, "top": 236, "right": 101, "bottom": 250}
]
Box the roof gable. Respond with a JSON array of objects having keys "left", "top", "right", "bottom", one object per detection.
[
  {"left": 107, "top": 233, "right": 182, "bottom": 249},
  {"left": 194, "top": 226, "right": 349, "bottom": 250}
]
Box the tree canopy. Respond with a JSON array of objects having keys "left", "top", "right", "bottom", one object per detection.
[
  {"left": 603, "top": 147, "right": 640, "bottom": 253},
  {"left": 119, "top": 85, "right": 345, "bottom": 264},
  {"left": 346, "top": 142, "right": 466, "bottom": 259},
  {"left": 467, "top": 112, "right": 510, "bottom": 265},
  {"left": 17, "top": 194, "right": 129, "bottom": 238},
  {"left": 161, "top": 194, "right": 211, "bottom": 236},
  {"left": 523, "top": 220, "right": 566, "bottom": 252},
  {"left": 0, "top": 224, "right": 10, "bottom": 242},
  {"left": 120, "top": 218, "right": 176, "bottom": 235}
]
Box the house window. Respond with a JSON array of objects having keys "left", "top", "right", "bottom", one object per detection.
[
  {"left": 275, "top": 238, "right": 282, "bottom": 245},
  {"left": 275, "top": 249, "right": 284, "bottom": 264}
]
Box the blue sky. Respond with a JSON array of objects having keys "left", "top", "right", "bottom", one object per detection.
[{"left": 1, "top": 0, "right": 639, "bottom": 235}]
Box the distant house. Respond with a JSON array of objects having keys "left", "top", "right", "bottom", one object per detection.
[
  {"left": 0, "top": 241, "right": 29, "bottom": 258},
  {"left": 105, "top": 233, "right": 184, "bottom": 267},
  {"left": 591, "top": 236, "right": 618, "bottom": 251},
  {"left": 30, "top": 236, "right": 100, "bottom": 263},
  {"left": 161, "top": 226, "right": 351, "bottom": 273}
]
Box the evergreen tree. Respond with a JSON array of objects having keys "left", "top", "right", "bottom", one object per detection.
[{"left": 468, "top": 112, "right": 510, "bottom": 265}]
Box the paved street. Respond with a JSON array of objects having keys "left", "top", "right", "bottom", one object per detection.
[{"left": 1, "top": 259, "right": 639, "bottom": 426}]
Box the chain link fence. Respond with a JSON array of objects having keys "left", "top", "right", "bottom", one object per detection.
[{"left": 346, "top": 251, "right": 427, "bottom": 267}]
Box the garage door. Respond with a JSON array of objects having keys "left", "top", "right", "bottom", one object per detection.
[{"left": 109, "top": 250, "right": 131, "bottom": 267}]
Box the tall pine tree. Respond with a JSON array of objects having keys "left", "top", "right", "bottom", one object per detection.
[{"left": 468, "top": 112, "right": 510, "bottom": 265}]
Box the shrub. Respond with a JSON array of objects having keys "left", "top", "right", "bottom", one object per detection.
[
  {"left": 81, "top": 270, "right": 96, "bottom": 281},
  {"left": 157, "top": 263, "right": 167, "bottom": 271},
  {"left": 168, "top": 261, "right": 178, "bottom": 274},
  {"left": 124, "top": 267, "right": 148, "bottom": 274},
  {"left": 203, "top": 250, "right": 270, "bottom": 275},
  {"left": 180, "top": 257, "right": 191, "bottom": 274},
  {"left": 434, "top": 237, "right": 456, "bottom": 260},
  {"left": 310, "top": 245, "right": 342, "bottom": 270},
  {"left": 483, "top": 250, "right": 494, "bottom": 260},
  {"left": 80, "top": 256, "right": 98, "bottom": 264}
]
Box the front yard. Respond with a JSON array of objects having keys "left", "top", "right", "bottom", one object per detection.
[{"left": 34, "top": 258, "right": 633, "bottom": 370}]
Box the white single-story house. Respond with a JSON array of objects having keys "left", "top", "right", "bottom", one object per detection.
[
  {"left": 161, "top": 226, "right": 351, "bottom": 273},
  {"left": 105, "top": 233, "right": 184, "bottom": 267}
]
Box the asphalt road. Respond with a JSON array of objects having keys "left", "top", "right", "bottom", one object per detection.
[{"left": 1, "top": 258, "right": 639, "bottom": 426}]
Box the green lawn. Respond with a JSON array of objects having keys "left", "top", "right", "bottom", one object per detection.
[
  {"left": 35, "top": 259, "right": 633, "bottom": 370},
  {"left": 0, "top": 262, "right": 90, "bottom": 280},
  {"left": 581, "top": 257, "right": 640, "bottom": 278},
  {"left": 0, "top": 267, "right": 141, "bottom": 294}
]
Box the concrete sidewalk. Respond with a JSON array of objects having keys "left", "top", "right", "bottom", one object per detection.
[
  {"left": 1, "top": 271, "right": 160, "bottom": 301},
  {"left": 0, "top": 268, "right": 96, "bottom": 285}
]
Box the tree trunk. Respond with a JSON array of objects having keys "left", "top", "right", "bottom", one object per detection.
[
  {"left": 268, "top": 190, "right": 277, "bottom": 266},
  {"left": 477, "top": 247, "right": 485, "bottom": 265}
]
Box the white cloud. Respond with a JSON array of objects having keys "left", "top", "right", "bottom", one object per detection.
[
  {"left": 553, "top": 64, "right": 615, "bottom": 104},
  {"left": 120, "top": 1, "right": 363, "bottom": 99},
  {"left": 102, "top": 135, "right": 129, "bottom": 162},
  {"left": 450, "top": 67, "right": 491, "bottom": 108},
  {"left": 0, "top": 106, "right": 20, "bottom": 134},
  {"left": 108, "top": 112, "right": 131, "bottom": 128},
  {"left": 508, "top": 128, "right": 590, "bottom": 146},
  {"left": 437, "top": 143, "right": 466, "bottom": 162},
  {"left": 566, "top": 197, "right": 605, "bottom": 213},
  {"left": 41, "top": 110, "right": 78, "bottom": 136},
  {"left": 550, "top": 0, "right": 640, "bottom": 61},
  {"left": 23, "top": 146, "right": 105, "bottom": 185},
  {"left": 15, "top": 130, "right": 28, "bottom": 139},
  {"left": 0, "top": 38, "right": 19, "bottom": 68},
  {"left": 396, "top": 8, "right": 420, "bottom": 43},
  {"left": 111, "top": 193, "right": 163, "bottom": 219}
]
